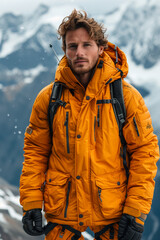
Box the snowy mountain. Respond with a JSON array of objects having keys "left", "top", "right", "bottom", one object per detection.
[
  {"left": 99, "top": 0, "right": 160, "bottom": 68},
  {"left": 99, "top": 0, "right": 160, "bottom": 135},
  {"left": 0, "top": 178, "right": 45, "bottom": 239},
  {"left": 110, "top": 0, "right": 160, "bottom": 69},
  {"left": 0, "top": 1, "right": 160, "bottom": 239},
  {"left": 0, "top": 178, "right": 93, "bottom": 239}
]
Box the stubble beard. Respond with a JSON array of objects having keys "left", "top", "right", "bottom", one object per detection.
[{"left": 69, "top": 57, "right": 97, "bottom": 75}]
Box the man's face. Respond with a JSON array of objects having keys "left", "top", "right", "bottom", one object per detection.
[{"left": 65, "top": 27, "right": 104, "bottom": 75}]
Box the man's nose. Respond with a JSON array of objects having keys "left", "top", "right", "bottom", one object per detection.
[{"left": 76, "top": 45, "right": 84, "bottom": 57}]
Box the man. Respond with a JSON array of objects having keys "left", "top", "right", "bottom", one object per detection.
[{"left": 20, "top": 9, "right": 159, "bottom": 240}]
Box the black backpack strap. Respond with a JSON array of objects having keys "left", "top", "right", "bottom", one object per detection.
[
  {"left": 44, "top": 222, "right": 58, "bottom": 235},
  {"left": 95, "top": 224, "right": 115, "bottom": 240},
  {"left": 44, "top": 222, "right": 81, "bottom": 240},
  {"left": 110, "top": 78, "right": 129, "bottom": 179},
  {"left": 63, "top": 225, "right": 81, "bottom": 240},
  {"left": 48, "top": 82, "right": 67, "bottom": 137}
]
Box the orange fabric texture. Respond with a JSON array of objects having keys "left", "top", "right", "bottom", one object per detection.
[
  {"left": 20, "top": 42, "right": 159, "bottom": 228},
  {"left": 45, "top": 225, "right": 85, "bottom": 240},
  {"left": 44, "top": 224, "right": 119, "bottom": 240}
]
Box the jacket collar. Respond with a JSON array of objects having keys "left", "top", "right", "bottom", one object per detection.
[{"left": 54, "top": 42, "right": 128, "bottom": 98}]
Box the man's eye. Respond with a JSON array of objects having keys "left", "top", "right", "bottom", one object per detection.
[
  {"left": 69, "top": 45, "right": 77, "bottom": 49},
  {"left": 84, "top": 43, "right": 91, "bottom": 47}
]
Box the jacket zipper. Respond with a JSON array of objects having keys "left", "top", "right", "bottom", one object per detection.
[
  {"left": 64, "top": 181, "right": 71, "bottom": 218},
  {"left": 133, "top": 117, "right": 140, "bottom": 137},
  {"left": 97, "top": 105, "right": 100, "bottom": 127},
  {"left": 64, "top": 111, "right": 70, "bottom": 153},
  {"left": 94, "top": 116, "right": 96, "bottom": 141},
  {"left": 98, "top": 187, "right": 102, "bottom": 202}
]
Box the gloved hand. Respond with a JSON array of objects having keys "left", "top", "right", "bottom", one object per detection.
[
  {"left": 22, "top": 208, "right": 44, "bottom": 236},
  {"left": 118, "top": 214, "right": 144, "bottom": 240}
]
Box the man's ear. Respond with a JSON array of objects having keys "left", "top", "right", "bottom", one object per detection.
[{"left": 99, "top": 46, "right": 104, "bottom": 55}]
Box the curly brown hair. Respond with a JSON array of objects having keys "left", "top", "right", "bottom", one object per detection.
[{"left": 57, "top": 9, "right": 108, "bottom": 52}]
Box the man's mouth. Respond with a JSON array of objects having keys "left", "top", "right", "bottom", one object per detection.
[{"left": 74, "top": 59, "right": 88, "bottom": 64}]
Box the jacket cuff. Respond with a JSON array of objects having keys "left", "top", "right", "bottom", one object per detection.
[
  {"left": 23, "top": 201, "right": 43, "bottom": 211},
  {"left": 123, "top": 205, "right": 141, "bottom": 217},
  {"left": 135, "top": 217, "right": 145, "bottom": 226},
  {"left": 123, "top": 205, "right": 147, "bottom": 221}
]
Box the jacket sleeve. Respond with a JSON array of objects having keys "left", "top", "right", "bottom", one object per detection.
[
  {"left": 122, "top": 82, "right": 159, "bottom": 218},
  {"left": 19, "top": 86, "right": 52, "bottom": 211}
]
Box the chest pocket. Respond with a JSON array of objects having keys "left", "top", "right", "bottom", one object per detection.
[{"left": 52, "top": 90, "right": 78, "bottom": 156}]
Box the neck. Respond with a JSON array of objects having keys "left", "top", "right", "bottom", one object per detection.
[
  {"left": 75, "top": 72, "right": 91, "bottom": 88},
  {"left": 74, "top": 65, "right": 97, "bottom": 88}
]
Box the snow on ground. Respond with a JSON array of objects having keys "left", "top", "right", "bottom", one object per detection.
[
  {"left": 5, "top": 189, "right": 20, "bottom": 206},
  {"left": 0, "top": 188, "right": 21, "bottom": 222},
  {"left": 0, "top": 212, "right": 7, "bottom": 224}
]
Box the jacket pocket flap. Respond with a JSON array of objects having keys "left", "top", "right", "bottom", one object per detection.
[
  {"left": 96, "top": 170, "right": 127, "bottom": 189},
  {"left": 46, "top": 170, "right": 70, "bottom": 185}
]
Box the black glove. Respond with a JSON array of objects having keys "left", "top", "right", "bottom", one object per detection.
[
  {"left": 118, "top": 214, "right": 144, "bottom": 240},
  {"left": 22, "top": 208, "right": 44, "bottom": 236}
]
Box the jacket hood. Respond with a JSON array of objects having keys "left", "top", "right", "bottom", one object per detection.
[
  {"left": 105, "top": 42, "right": 128, "bottom": 79},
  {"left": 54, "top": 42, "right": 129, "bottom": 89}
]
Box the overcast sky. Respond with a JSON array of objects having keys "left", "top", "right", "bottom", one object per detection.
[{"left": 0, "top": 0, "right": 123, "bottom": 16}]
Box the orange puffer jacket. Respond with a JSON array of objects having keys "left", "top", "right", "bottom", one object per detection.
[{"left": 20, "top": 42, "right": 159, "bottom": 229}]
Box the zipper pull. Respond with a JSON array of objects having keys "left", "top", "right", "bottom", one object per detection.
[
  {"left": 64, "top": 112, "right": 70, "bottom": 154},
  {"left": 133, "top": 117, "right": 140, "bottom": 137},
  {"left": 64, "top": 112, "right": 69, "bottom": 126},
  {"left": 40, "top": 181, "right": 46, "bottom": 192},
  {"left": 98, "top": 187, "right": 102, "bottom": 202},
  {"left": 64, "top": 181, "right": 71, "bottom": 218}
]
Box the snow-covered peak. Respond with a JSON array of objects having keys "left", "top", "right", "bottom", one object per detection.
[
  {"left": 108, "top": 0, "right": 160, "bottom": 71},
  {"left": 0, "top": 13, "right": 23, "bottom": 34},
  {"left": 129, "top": 0, "right": 149, "bottom": 8},
  {"left": 40, "top": 3, "right": 80, "bottom": 30},
  {"left": 0, "top": 3, "right": 81, "bottom": 58},
  {"left": 0, "top": 1, "right": 160, "bottom": 85},
  {"left": 121, "top": 0, "right": 160, "bottom": 9},
  {"left": 33, "top": 4, "right": 49, "bottom": 17},
  {"left": 133, "top": 0, "right": 160, "bottom": 7}
]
